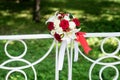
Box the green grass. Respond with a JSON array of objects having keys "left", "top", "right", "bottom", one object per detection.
[{"left": 0, "top": 0, "right": 120, "bottom": 80}]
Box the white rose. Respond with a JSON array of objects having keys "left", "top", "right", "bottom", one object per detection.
[
  {"left": 64, "top": 15, "right": 70, "bottom": 21},
  {"left": 51, "top": 30, "right": 55, "bottom": 35},
  {"left": 67, "top": 31, "right": 74, "bottom": 38},
  {"left": 69, "top": 21, "right": 76, "bottom": 29},
  {"left": 55, "top": 27, "right": 63, "bottom": 34},
  {"left": 54, "top": 18, "right": 60, "bottom": 28}
]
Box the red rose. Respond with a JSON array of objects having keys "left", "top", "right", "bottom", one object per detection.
[
  {"left": 58, "top": 16, "right": 63, "bottom": 19},
  {"left": 54, "top": 33, "right": 62, "bottom": 42},
  {"left": 57, "top": 13, "right": 65, "bottom": 20},
  {"left": 72, "top": 18, "right": 80, "bottom": 27},
  {"left": 48, "top": 22, "right": 54, "bottom": 31},
  {"left": 59, "top": 19, "right": 69, "bottom": 31},
  {"left": 59, "top": 13, "right": 65, "bottom": 17}
]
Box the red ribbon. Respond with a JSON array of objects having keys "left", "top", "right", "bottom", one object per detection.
[{"left": 76, "top": 32, "right": 92, "bottom": 54}]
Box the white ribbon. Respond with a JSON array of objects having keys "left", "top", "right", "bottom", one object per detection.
[
  {"left": 58, "top": 40, "right": 67, "bottom": 70},
  {"left": 74, "top": 41, "right": 79, "bottom": 62},
  {"left": 58, "top": 40, "right": 79, "bottom": 71}
]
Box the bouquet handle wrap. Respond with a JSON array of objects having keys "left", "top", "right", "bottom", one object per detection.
[
  {"left": 76, "top": 32, "right": 91, "bottom": 54},
  {"left": 47, "top": 12, "right": 92, "bottom": 72}
]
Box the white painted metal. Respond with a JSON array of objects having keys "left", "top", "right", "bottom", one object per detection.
[
  {"left": 99, "top": 65, "right": 119, "bottom": 80},
  {"left": 0, "top": 32, "right": 120, "bottom": 80},
  {"left": 0, "top": 34, "right": 53, "bottom": 40},
  {"left": 0, "top": 32, "right": 120, "bottom": 40},
  {"left": 101, "top": 37, "right": 120, "bottom": 55},
  {"left": 55, "top": 41, "right": 59, "bottom": 80},
  {"left": 0, "top": 40, "right": 55, "bottom": 70},
  {"left": 6, "top": 69, "right": 28, "bottom": 80},
  {"left": 5, "top": 40, "right": 27, "bottom": 59}
]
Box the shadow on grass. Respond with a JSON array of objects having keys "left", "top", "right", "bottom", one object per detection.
[
  {"left": 0, "top": 0, "right": 33, "bottom": 13},
  {"left": 0, "top": 1, "right": 120, "bottom": 79},
  {"left": 41, "top": 0, "right": 120, "bottom": 32},
  {"left": 0, "top": 0, "right": 120, "bottom": 35},
  {"left": 41, "top": 0, "right": 120, "bottom": 15}
]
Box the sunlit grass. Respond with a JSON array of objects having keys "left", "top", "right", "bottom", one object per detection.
[{"left": 0, "top": 0, "right": 120, "bottom": 80}]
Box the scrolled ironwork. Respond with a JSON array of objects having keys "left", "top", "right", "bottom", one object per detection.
[{"left": 0, "top": 33, "right": 120, "bottom": 80}]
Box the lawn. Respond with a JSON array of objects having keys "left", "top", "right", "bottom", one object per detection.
[{"left": 0, "top": 0, "right": 120, "bottom": 80}]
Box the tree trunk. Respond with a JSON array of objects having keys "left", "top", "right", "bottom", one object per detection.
[{"left": 33, "top": 0, "right": 40, "bottom": 22}]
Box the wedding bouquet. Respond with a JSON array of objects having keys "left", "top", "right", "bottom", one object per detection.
[
  {"left": 46, "top": 11, "right": 81, "bottom": 43},
  {"left": 46, "top": 11, "right": 91, "bottom": 53},
  {"left": 46, "top": 11, "right": 91, "bottom": 70}
]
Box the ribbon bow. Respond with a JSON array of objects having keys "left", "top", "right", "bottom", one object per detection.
[{"left": 76, "top": 32, "right": 92, "bottom": 54}]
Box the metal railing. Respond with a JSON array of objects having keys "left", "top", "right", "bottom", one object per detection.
[{"left": 0, "top": 32, "right": 120, "bottom": 80}]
